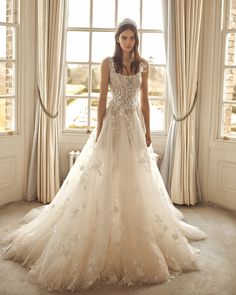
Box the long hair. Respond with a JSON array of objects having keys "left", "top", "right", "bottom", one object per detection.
[{"left": 113, "top": 23, "right": 142, "bottom": 75}]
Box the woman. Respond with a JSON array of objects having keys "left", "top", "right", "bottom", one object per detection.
[{"left": 2, "top": 18, "right": 206, "bottom": 291}]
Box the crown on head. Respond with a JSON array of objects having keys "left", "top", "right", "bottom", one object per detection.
[{"left": 117, "top": 18, "right": 137, "bottom": 30}]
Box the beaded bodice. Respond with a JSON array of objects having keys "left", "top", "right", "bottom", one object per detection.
[{"left": 108, "top": 57, "right": 147, "bottom": 114}]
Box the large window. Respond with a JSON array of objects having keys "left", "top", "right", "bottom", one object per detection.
[
  {"left": 65, "top": 0, "right": 166, "bottom": 134},
  {"left": 0, "top": 0, "right": 17, "bottom": 134},
  {"left": 220, "top": 0, "right": 236, "bottom": 139}
]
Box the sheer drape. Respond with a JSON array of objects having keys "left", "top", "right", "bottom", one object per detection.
[
  {"left": 26, "top": 0, "right": 67, "bottom": 203},
  {"left": 161, "top": 0, "right": 203, "bottom": 205}
]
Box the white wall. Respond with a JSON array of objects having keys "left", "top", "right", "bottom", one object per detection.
[{"left": 198, "top": 0, "right": 236, "bottom": 211}]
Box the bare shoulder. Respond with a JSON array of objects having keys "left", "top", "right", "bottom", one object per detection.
[
  {"left": 100, "top": 57, "right": 110, "bottom": 85},
  {"left": 101, "top": 57, "right": 110, "bottom": 68}
]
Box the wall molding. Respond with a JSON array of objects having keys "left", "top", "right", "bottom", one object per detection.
[
  {"left": 0, "top": 156, "right": 16, "bottom": 188},
  {"left": 218, "top": 161, "right": 236, "bottom": 193}
]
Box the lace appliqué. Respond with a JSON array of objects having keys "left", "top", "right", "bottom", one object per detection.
[
  {"left": 108, "top": 57, "right": 141, "bottom": 116},
  {"left": 139, "top": 61, "right": 148, "bottom": 73},
  {"left": 77, "top": 149, "right": 104, "bottom": 192},
  {"left": 108, "top": 57, "right": 146, "bottom": 140},
  {"left": 138, "top": 149, "right": 151, "bottom": 172}
]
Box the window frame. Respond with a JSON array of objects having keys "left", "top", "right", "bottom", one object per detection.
[
  {"left": 63, "top": 0, "right": 167, "bottom": 135},
  {"left": 0, "top": 0, "right": 19, "bottom": 136},
  {"left": 219, "top": 0, "right": 236, "bottom": 140}
]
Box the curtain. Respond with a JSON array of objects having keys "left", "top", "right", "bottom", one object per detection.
[
  {"left": 26, "top": 0, "right": 67, "bottom": 203},
  {"left": 160, "top": 0, "right": 203, "bottom": 205}
]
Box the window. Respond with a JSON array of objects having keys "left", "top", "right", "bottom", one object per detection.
[
  {"left": 65, "top": 0, "right": 166, "bottom": 134},
  {"left": 220, "top": 0, "right": 236, "bottom": 139},
  {"left": 0, "top": 0, "right": 17, "bottom": 134}
]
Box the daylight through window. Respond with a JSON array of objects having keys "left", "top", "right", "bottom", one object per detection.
[
  {"left": 0, "top": 0, "right": 17, "bottom": 134},
  {"left": 65, "top": 0, "right": 166, "bottom": 133},
  {"left": 221, "top": 0, "right": 236, "bottom": 138}
]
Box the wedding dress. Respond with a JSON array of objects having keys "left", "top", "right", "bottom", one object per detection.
[{"left": 2, "top": 57, "right": 206, "bottom": 291}]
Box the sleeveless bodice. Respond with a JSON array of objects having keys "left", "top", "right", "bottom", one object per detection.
[{"left": 108, "top": 57, "right": 147, "bottom": 114}]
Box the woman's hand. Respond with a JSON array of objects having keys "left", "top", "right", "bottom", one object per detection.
[{"left": 145, "top": 132, "right": 152, "bottom": 147}]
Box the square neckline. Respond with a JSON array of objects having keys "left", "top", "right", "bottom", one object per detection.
[{"left": 110, "top": 57, "right": 141, "bottom": 78}]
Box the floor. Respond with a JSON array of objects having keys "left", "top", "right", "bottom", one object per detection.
[{"left": 0, "top": 201, "right": 236, "bottom": 295}]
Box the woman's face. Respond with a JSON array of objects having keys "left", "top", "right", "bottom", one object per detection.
[{"left": 118, "top": 29, "right": 136, "bottom": 53}]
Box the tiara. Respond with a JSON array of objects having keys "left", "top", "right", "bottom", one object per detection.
[{"left": 117, "top": 18, "right": 137, "bottom": 29}]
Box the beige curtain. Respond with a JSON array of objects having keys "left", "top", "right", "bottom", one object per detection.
[
  {"left": 161, "top": 0, "right": 203, "bottom": 205},
  {"left": 26, "top": 0, "right": 67, "bottom": 203}
]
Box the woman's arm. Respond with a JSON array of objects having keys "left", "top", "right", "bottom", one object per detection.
[
  {"left": 140, "top": 61, "right": 151, "bottom": 147},
  {"left": 96, "top": 58, "right": 110, "bottom": 142}
]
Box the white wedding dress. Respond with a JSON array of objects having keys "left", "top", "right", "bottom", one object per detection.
[{"left": 2, "top": 57, "right": 206, "bottom": 291}]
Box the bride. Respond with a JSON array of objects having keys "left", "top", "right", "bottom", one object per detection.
[{"left": 2, "top": 18, "right": 206, "bottom": 291}]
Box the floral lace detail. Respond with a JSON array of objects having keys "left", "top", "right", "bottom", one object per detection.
[
  {"left": 138, "top": 149, "right": 151, "bottom": 172},
  {"left": 108, "top": 57, "right": 145, "bottom": 115},
  {"left": 75, "top": 148, "right": 104, "bottom": 194},
  {"left": 139, "top": 61, "right": 148, "bottom": 73},
  {"left": 108, "top": 57, "right": 147, "bottom": 139}
]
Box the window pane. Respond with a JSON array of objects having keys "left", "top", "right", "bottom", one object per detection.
[
  {"left": 228, "top": 0, "right": 236, "bottom": 29},
  {"left": 142, "top": 33, "right": 165, "bottom": 64},
  {"left": 90, "top": 99, "right": 98, "bottom": 129},
  {"left": 0, "top": 26, "right": 15, "bottom": 59},
  {"left": 150, "top": 99, "right": 165, "bottom": 131},
  {"left": 222, "top": 104, "right": 236, "bottom": 137},
  {"left": 142, "top": 0, "right": 163, "bottom": 30},
  {"left": 0, "top": 0, "right": 14, "bottom": 23},
  {"left": 66, "top": 98, "right": 88, "bottom": 129},
  {"left": 66, "top": 64, "right": 89, "bottom": 96},
  {"left": 149, "top": 65, "right": 166, "bottom": 97},
  {"left": 0, "top": 98, "right": 15, "bottom": 132},
  {"left": 91, "top": 65, "right": 101, "bottom": 96},
  {"left": 223, "top": 68, "right": 236, "bottom": 101},
  {"left": 93, "top": 0, "right": 115, "bottom": 28},
  {"left": 225, "top": 33, "right": 236, "bottom": 65},
  {"left": 92, "top": 32, "right": 115, "bottom": 62},
  {"left": 0, "top": 62, "right": 14, "bottom": 96},
  {"left": 68, "top": 0, "right": 90, "bottom": 27},
  {"left": 66, "top": 31, "right": 89, "bottom": 62},
  {"left": 118, "top": 0, "right": 140, "bottom": 28}
]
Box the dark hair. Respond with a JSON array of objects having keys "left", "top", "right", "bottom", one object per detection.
[{"left": 113, "top": 23, "right": 142, "bottom": 75}]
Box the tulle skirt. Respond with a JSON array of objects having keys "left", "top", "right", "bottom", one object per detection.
[{"left": 2, "top": 104, "right": 206, "bottom": 291}]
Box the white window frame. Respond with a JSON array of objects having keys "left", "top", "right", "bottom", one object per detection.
[
  {"left": 219, "top": 0, "right": 236, "bottom": 140},
  {"left": 63, "top": 0, "right": 167, "bottom": 136},
  {"left": 0, "top": 0, "right": 19, "bottom": 136}
]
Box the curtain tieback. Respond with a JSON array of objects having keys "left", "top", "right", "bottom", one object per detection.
[
  {"left": 37, "top": 85, "right": 59, "bottom": 118},
  {"left": 173, "top": 87, "right": 198, "bottom": 122}
]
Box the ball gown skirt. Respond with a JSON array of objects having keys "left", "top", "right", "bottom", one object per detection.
[{"left": 1, "top": 57, "right": 206, "bottom": 291}]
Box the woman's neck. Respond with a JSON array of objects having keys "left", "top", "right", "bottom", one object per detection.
[{"left": 122, "top": 52, "right": 133, "bottom": 63}]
